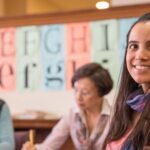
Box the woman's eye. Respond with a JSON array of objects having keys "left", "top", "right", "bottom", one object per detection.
[
  {"left": 128, "top": 44, "right": 138, "bottom": 50},
  {"left": 82, "top": 91, "right": 89, "bottom": 95},
  {"left": 146, "top": 42, "right": 150, "bottom": 50}
]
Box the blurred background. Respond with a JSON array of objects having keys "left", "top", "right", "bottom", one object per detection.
[{"left": 0, "top": 0, "right": 150, "bottom": 17}]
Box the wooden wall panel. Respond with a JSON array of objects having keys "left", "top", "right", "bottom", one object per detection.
[{"left": 0, "top": 4, "right": 149, "bottom": 27}]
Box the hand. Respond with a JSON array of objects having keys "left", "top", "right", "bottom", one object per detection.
[
  {"left": 22, "top": 141, "right": 36, "bottom": 150},
  {"left": 143, "top": 146, "right": 150, "bottom": 150}
]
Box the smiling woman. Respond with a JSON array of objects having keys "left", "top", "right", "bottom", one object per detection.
[
  {"left": 126, "top": 21, "right": 150, "bottom": 92},
  {"left": 103, "top": 12, "right": 150, "bottom": 150}
]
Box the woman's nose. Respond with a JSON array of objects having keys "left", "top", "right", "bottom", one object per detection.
[
  {"left": 75, "top": 92, "right": 82, "bottom": 100},
  {"left": 135, "top": 46, "right": 148, "bottom": 60}
]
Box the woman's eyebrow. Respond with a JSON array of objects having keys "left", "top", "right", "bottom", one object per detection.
[{"left": 128, "top": 40, "right": 138, "bottom": 44}]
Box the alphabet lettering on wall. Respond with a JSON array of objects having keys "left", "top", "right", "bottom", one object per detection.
[
  {"left": 16, "top": 26, "right": 41, "bottom": 90},
  {"left": 91, "top": 20, "right": 120, "bottom": 86},
  {"left": 66, "top": 22, "right": 91, "bottom": 88},
  {"left": 41, "top": 25, "right": 65, "bottom": 90},
  {"left": 0, "top": 17, "right": 138, "bottom": 92},
  {"left": 0, "top": 28, "right": 16, "bottom": 91}
]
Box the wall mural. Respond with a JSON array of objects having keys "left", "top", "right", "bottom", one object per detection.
[{"left": 0, "top": 17, "right": 137, "bottom": 91}]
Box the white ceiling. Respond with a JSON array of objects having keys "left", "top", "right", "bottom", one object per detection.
[{"left": 112, "top": 0, "right": 150, "bottom": 6}]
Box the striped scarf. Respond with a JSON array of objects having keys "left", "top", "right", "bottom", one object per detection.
[
  {"left": 126, "top": 88, "right": 150, "bottom": 112},
  {"left": 75, "top": 113, "right": 109, "bottom": 150},
  {"left": 124, "top": 88, "right": 150, "bottom": 150}
]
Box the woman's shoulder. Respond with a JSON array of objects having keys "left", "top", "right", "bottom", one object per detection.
[
  {"left": 63, "top": 106, "right": 80, "bottom": 122},
  {"left": 0, "top": 99, "right": 5, "bottom": 106},
  {"left": 66, "top": 106, "right": 80, "bottom": 118},
  {"left": 0, "top": 100, "right": 10, "bottom": 116},
  {"left": 0, "top": 99, "right": 5, "bottom": 111},
  {"left": 101, "top": 98, "right": 112, "bottom": 116}
]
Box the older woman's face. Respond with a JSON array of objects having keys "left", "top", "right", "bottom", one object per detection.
[
  {"left": 126, "top": 22, "right": 150, "bottom": 92},
  {"left": 74, "top": 77, "right": 101, "bottom": 111}
]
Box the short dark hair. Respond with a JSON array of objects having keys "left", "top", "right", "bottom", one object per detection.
[{"left": 71, "top": 62, "right": 113, "bottom": 96}]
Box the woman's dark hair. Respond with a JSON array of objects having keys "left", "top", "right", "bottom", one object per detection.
[
  {"left": 71, "top": 62, "right": 113, "bottom": 96},
  {"left": 103, "top": 12, "right": 150, "bottom": 150}
]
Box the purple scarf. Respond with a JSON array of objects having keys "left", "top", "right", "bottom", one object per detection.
[
  {"left": 126, "top": 88, "right": 150, "bottom": 112},
  {"left": 124, "top": 88, "right": 150, "bottom": 150}
]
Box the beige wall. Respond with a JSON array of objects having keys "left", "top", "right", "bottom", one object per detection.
[{"left": 2, "top": 89, "right": 116, "bottom": 118}]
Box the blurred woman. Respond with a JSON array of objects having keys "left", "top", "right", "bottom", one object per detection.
[
  {"left": 0, "top": 100, "right": 15, "bottom": 150},
  {"left": 22, "top": 62, "right": 113, "bottom": 150}
]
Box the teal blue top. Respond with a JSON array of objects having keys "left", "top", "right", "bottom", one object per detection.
[{"left": 0, "top": 103, "right": 15, "bottom": 150}]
